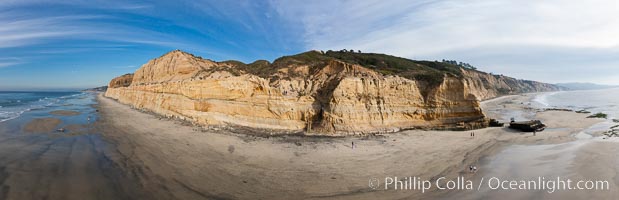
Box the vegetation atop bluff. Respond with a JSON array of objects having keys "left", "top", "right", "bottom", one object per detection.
[
  {"left": 222, "top": 50, "right": 474, "bottom": 87},
  {"left": 323, "top": 50, "right": 465, "bottom": 86}
]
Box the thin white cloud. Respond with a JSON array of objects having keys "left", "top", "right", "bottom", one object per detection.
[
  {"left": 0, "top": 0, "right": 150, "bottom": 11},
  {"left": 272, "top": 0, "right": 619, "bottom": 84},
  {"left": 0, "top": 1, "right": 245, "bottom": 66},
  {"left": 0, "top": 57, "right": 23, "bottom": 68},
  {"left": 0, "top": 62, "right": 21, "bottom": 68},
  {"left": 0, "top": 14, "right": 103, "bottom": 48},
  {"left": 273, "top": 0, "right": 619, "bottom": 55},
  {"left": 0, "top": 12, "right": 185, "bottom": 49}
]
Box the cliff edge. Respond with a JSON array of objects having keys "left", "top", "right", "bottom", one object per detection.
[{"left": 105, "top": 50, "right": 561, "bottom": 135}]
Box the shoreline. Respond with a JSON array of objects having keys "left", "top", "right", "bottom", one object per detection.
[
  {"left": 95, "top": 92, "right": 604, "bottom": 199},
  {"left": 0, "top": 92, "right": 142, "bottom": 200}
]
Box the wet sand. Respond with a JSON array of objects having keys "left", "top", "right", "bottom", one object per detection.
[
  {"left": 0, "top": 93, "right": 151, "bottom": 200},
  {"left": 22, "top": 118, "right": 62, "bottom": 133},
  {"left": 61, "top": 124, "right": 88, "bottom": 132},
  {"left": 0, "top": 134, "right": 145, "bottom": 200},
  {"left": 94, "top": 93, "right": 603, "bottom": 199},
  {"left": 49, "top": 110, "right": 81, "bottom": 116},
  {"left": 437, "top": 137, "right": 619, "bottom": 199}
]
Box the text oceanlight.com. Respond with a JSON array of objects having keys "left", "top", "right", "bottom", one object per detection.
[{"left": 370, "top": 176, "right": 609, "bottom": 193}]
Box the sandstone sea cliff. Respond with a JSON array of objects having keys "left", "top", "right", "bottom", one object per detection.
[{"left": 105, "top": 50, "right": 561, "bottom": 135}]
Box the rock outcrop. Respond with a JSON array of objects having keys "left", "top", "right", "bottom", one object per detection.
[
  {"left": 105, "top": 50, "right": 561, "bottom": 135},
  {"left": 109, "top": 73, "right": 134, "bottom": 88}
]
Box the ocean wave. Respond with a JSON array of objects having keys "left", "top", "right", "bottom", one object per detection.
[
  {"left": 0, "top": 93, "right": 80, "bottom": 123},
  {"left": 532, "top": 94, "right": 549, "bottom": 107},
  {"left": 0, "top": 105, "right": 46, "bottom": 123},
  {"left": 0, "top": 110, "right": 23, "bottom": 123},
  {"left": 532, "top": 91, "right": 564, "bottom": 108},
  {"left": 59, "top": 93, "right": 82, "bottom": 99}
]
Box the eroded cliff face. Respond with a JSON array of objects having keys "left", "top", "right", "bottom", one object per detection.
[
  {"left": 460, "top": 69, "right": 561, "bottom": 100},
  {"left": 105, "top": 50, "right": 559, "bottom": 135},
  {"left": 109, "top": 74, "right": 134, "bottom": 88}
]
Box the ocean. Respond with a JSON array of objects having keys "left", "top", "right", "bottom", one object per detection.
[
  {"left": 534, "top": 87, "right": 619, "bottom": 118},
  {"left": 533, "top": 87, "right": 619, "bottom": 135},
  {"left": 0, "top": 91, "right": 80, "bottom": 122}
]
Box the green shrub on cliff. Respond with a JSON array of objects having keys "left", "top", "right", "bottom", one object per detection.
[
  {"left": 323, "top": 51, "right": 463, "bottom": 76},
  {"left": 321, "top": 51, "right": 465, "bottom": 87},
  {"left": 496, "top": 88, "right": 511, "bottom": 95},
  {"left": 229, "top": 50, "right": 474, "bottom": 88}
]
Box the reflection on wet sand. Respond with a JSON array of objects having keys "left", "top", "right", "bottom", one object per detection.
[
  {"left": 49, "top": 110, "right": 81, "bottom": 116},
  {"left": 0, "top": 93, "right": 151, "bottom": 200},
  {"left": 22, "top": 118, "right": 62, "bottom": 133}
]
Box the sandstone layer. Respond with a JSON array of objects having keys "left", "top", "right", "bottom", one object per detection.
[{"left": 105, "top": 50, "right": 561, "bottom": 135}]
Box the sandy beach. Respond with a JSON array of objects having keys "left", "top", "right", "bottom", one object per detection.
[
  {"left": 22, "top": 118, "right": 63, "bottom": 133},
  {"left": 93, "top": 92, "right": 605, "bottom": 199}
]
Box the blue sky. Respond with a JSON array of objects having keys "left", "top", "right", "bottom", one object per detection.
[{"left": 1, "top": 0, "right": 618, "bottom": 90}]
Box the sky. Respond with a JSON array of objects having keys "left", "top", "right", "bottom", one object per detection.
[{"left": 1, "top": 0, "right": 618, "bottom": 90}]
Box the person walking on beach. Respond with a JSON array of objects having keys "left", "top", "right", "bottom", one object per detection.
[
  {"left": 352, "top": 141, "right": 355, "bottom": 149},
  {"left": 533, "top": 130, "right": 536, "bottom": 136}
]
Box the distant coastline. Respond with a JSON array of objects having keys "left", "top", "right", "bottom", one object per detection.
[{"left": 556, "top": 82, "right": 619, "bottom": 91}]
